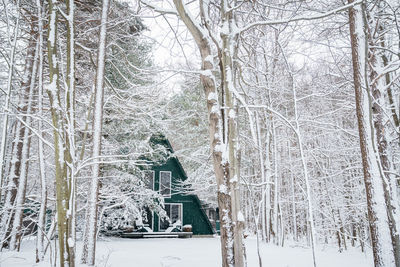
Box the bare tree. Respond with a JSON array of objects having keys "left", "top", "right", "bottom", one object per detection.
[
  {"left": 348, "top": 1, "right": 397, "bottom": 266},
  {"left": 46, "top": 0, "right": 75, "bottom": 265},
  {"left": 81, "top": 0, "right": 110, "bottom": 264},
  {"left": 169, "top": 1, "right": 247, "bottom": 266},
  {"left": 0, "top": 0, "right": 20, "bottom": 197},
  {"left": 35, "top": 0, "right": 47, "bottom": 262}
]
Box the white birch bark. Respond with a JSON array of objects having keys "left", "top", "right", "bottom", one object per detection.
[
  {"left": 272, "top": 121, "right": 279, "bottom": 245},
  {"left": 288, "top": 140, "right": 297, "bottom": 241},
  {"left": 264, "top": 125, "right": 272, "bottom": 242},
  {"left": 81, "top": 0, "right": 109, "bottom": 264},
  {"left": 65, "top": 0, "right": 77, "bottom": 262},
  {"left": 36, "top": 0, "right": 47, "bottom": 261},
  {"left": 220, "top": 2, "right": 246, "bottom": 265},
  {"left": 255, "top": 112, "right": 267, "bottom": 242}
]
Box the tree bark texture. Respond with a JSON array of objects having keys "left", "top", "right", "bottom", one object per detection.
[
  {"left": 47, "top": 1, "right": 74, "bottom": 266},
  {"left": 348, "top": 1, "right": 397, "bottom": 266},
  {"left": 81, "top": 0, "right": 109, "bottom": 264},
  {"left": 172, "top": 1, "right": 246, "bottom": 266}
]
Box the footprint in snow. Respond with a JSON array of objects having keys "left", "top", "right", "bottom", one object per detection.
[{"left": 160, "top": 256, "right": 182, "bottom": 267}]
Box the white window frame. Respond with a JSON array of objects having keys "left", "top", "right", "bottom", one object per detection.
[
  {"left": 159, "top": 171, "right": 172, "bottom": 198},
  {"left": 158, "top": 203, "right": 183, "bottom": 232},
  {"left": 144, "top": 170, "right": 155, "bottom": 190}
]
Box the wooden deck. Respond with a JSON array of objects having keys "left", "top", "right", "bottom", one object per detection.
[{"left": 120, "top": 231, "right": 193, "bottom": 239}]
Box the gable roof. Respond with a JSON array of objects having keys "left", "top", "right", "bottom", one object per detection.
[
  {"left": 150, "top": 134, "right": 189, "bottom": 182},
  {"left": 149, "top": 134, "right": 216, "bottom": 235}
]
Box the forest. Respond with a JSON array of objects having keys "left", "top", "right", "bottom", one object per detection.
[{"left": 0, "top": 0, "right": 399, "bottom": 267}]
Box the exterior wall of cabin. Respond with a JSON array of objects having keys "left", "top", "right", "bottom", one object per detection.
[{"left": 151, "top": 157, "right": 214, "bottom": 235}]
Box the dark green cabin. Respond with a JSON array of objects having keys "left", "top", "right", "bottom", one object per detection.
[{"left": 143, "top": 137, "right": 215, "bottom": 236}]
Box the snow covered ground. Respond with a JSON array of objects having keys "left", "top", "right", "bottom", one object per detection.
[{"left": 0, "top": 237, "right": 372, "bottom": 267}]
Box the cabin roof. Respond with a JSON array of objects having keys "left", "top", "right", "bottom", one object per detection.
[{"left": 150, "top": 134, "right": 189, "bottom": 182}]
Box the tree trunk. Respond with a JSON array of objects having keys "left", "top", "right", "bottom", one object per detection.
[
  {"left": 0, "top": 23, "right": 37, "bottom": 249},
  {"left": 288, "top": 140, "right": 297, "bottom": 241},
  {"left": 65, "top": 0, "right": 77, "bottom": 263},
  {"left": 9, "top": 39, "right": 39, "bottom": 251},
  {"left": 171, "top": 1, "right": 246, "bottom": 265},
  {"left": 348, "top": 1, "right": 396, "bottom": 266},
  {"left": 220, "top": 1, "right": 246, "bottom": 265},
  {"left": 367, "top": 3, "right": 400, "bottom": 265},
  {"left": 81, "top": 0, "right": 109, "bottom": 264},
  {"left": 272, "top": 121, "right": 279, "bottom": 245},
  {"left": 0, "top": 1, "right": 20, "bottom": 197},
  {"left": 47, "top": 1, "right": 74, "bottom": 266},
  {"left": 35, "top": 0, "right": 47, "bottom": 262},
  {"left": 255, "top": 112, "right": 267, "bottom": 242}
]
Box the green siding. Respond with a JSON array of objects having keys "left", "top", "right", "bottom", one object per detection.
[{"left": 151, "top": 156, "right": 214, "bottom": 235}]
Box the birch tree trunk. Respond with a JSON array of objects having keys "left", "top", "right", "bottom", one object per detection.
[
  {"left": 81, "top": 0, "right": 109, "bottom": 264},
  {"left": 65, "top": 0, "right": 77, "bottom": 263},
  {"left": 36, "top": 0, "right": 47, "bottom": 262},
  {"left": 171, "top": 1, "right": 246, "bottom": 266},
  {"left": 264, "top": 126, "right": 272, "bottom": 242},
  {"left": 220, "top": 2, "right": 246, "bottom": 265},
  {"left": 255, "top": 112, "right": 267, "bottom": 242},
  {"left": 288, "top": 140, "right": 297, "bottom": 241},
  {"left": 272, "top": 121, "right": 279, "bottom": 245},
  {"left": 47, "top": 1, "right": 74, "bottom": 266},
  {"left": 348, "top": 1, "right": 396, "bottom": 266}
]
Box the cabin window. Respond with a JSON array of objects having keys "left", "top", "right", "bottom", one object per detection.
[
  {"left": 159, "top": 203, "right": 182, "bottom": 231},
  {"left": 206, "top": 209, "right": 216, "bottom": 221},
  {"left": 144, "top": 171, "right": 154, "bottom": 190},
  {"left": 159, "top": 171, "right": 171, "bottom": 197}
]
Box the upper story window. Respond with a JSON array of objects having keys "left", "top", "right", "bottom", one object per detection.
[
  {"left": 159, "top": 171, "right": 171, "bottom": 198},
  {"left": 144, "top": 170, "right": 154, "bottom": 190}
]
